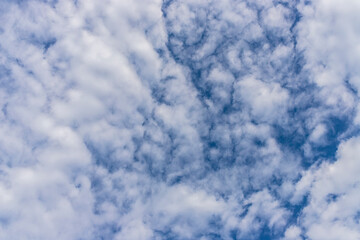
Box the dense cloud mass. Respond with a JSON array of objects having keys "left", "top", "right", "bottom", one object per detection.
[{"left": 0, "top": 0, "right": 359, "bottom": 239}]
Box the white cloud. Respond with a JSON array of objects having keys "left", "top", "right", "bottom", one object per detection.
[
  {"left": 235, "top": 77, "right": 289, "bottom": 122},
  {"left": 297, "top": 0, "right": 360, "bottom": 117},
  {"left": 308, "top": 123, "right": 327, "bottom": 144},
  {"left": 0, "top": 0, "right": 359, "bottom": 239},
  {"left": 283, "top": 225, "right": 302, "bottom": 240},
  {"left": 292, "top": 136, "right": 360, "bottom": 239}
]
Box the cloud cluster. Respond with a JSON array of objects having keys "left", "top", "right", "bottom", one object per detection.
[{"left": 0, "top": 0, "right": 359, "bottom": 239}]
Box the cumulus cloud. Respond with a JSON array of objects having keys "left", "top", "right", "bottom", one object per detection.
[
  {"left": 291, "top": 136, "right": 360, "bottom": 240},
  {"left": 0, "top": 0, "right": 359, "bottom": 239}
]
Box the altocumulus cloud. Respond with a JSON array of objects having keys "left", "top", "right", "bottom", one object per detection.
[{"left": 0, "top": 0, "right": 359, "bottom": 239}]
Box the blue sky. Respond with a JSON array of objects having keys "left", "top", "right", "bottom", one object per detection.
[{"left": 0, "top": 0, "right": 360, "bottom": 239}]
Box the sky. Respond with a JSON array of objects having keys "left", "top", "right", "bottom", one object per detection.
[{"left": 0, "top": 0, "right": 360, "bottom": 239}]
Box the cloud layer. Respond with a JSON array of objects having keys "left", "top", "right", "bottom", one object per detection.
[{"left": 0, "top": 0, "right": 359, "bottom": 239}]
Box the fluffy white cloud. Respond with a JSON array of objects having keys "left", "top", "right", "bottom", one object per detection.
[
  {"left": 297, "top": 0, "right": 360, "bottom": 116},
  {"left": 0, "top": 0, "right": 359, "bottom": 239},
  {"left": 235, "top": 77, "right": 289, "bottom": 122},
  {"left": 292, "top": 136, "right": 360, "bottom": 239}
]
